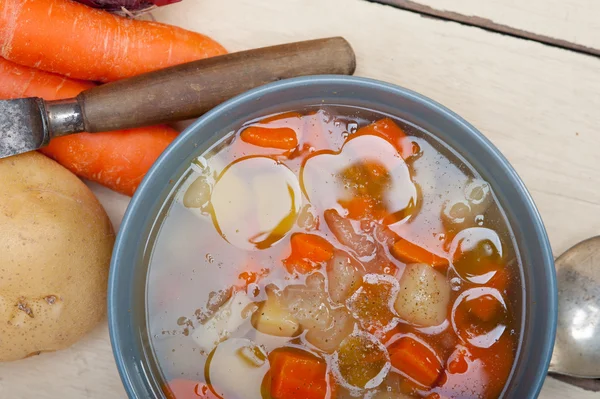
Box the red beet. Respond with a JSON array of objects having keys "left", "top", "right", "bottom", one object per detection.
[{"left": 75, "top": 0, "right": 181, "bottom": 12}]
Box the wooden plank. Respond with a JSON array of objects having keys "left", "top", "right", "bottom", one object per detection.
[
  {"left": 376, "top": 0, "right": 600, "bottom": 56},
  {"left": 1, "top": 0, "right": 599, "bottom": 397}
]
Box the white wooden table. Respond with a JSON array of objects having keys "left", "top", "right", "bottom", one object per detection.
[{"left": 1, "top": 0, "right": 599, "bottom": 397}]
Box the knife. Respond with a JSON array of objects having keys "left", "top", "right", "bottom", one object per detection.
[{"left": 0, "top": 37, "right": 355, "bottom": 159}]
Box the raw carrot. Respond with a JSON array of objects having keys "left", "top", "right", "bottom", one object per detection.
[
  {"left": 354, "top": 118, "right": 407, "bottom": 153},
  {"left": 40, "top": 127, "right": 178, "bottom": 196},
  {"left": 163, "top": 379, "right": 218, "bottom": 399},
  {"left": 0, "top": 0, "right": 227, "bottom": 82},
  {"left": 390, "top": 239, "right": 449, "bottom": 267},
  {"left": 388, "top": 336, "right": 443, "bottom": 388},
  {"left": 0, "top": 57, "right": 96, "bottom": 99},
  {"left": 0, "top": 58, "right": 178, "bottom": 196},
  {"left": 269, "top": 349, "right": 330, "bottom": 399}
]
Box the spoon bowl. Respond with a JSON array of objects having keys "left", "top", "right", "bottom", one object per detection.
[{"left": 550, "top": 236, "right": 600, "bottom": 378}]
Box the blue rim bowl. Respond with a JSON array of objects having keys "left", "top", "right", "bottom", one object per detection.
[{"left": 108, "top": 75, "right": 557, "bottom": 398}]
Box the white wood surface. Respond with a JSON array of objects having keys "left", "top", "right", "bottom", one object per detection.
[
  {"left": 398, "top": 0, "right": 600, "bottom": 51},
  {"left": 1, "top": 0, "right": 599, "bottom": 398}
]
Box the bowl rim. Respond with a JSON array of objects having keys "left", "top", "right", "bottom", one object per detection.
[{"left": 108, "top": 75, "right": 557, "bottom": 398}]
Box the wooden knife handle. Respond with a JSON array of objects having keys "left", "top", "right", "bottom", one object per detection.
[{"left": 77, "top": 37, "right": 355, "bottom": 132}]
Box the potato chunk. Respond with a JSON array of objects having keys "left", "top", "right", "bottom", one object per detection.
[
  {"left": 252, "top": 287, "right": 300, "bottom": 337},
  {"left": 394, "top": 263, "right": 450, "bottom": 327},
  {"left": 327, "top": 252, "right": 364, "bottom": 304}
]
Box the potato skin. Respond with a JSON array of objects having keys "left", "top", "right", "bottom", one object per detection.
[{"left": 0, "top": 152, "right": 114, "bottom": 361}]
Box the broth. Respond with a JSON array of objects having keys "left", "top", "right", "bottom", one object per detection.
[{"left": 146, "top": 106, "right": 523, "bottom": 399}]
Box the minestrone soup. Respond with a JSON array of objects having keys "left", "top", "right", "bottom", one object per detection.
[{"left": 147, "top": 107, "right": 522, "bottom": 399}]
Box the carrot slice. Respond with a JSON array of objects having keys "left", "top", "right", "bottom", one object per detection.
[
  {"left": 0, "top": 0, "right": 226, "bottom": 82},
  {"left": 354, "top": 118, "right": 407, "bottom": 152},
  {"left": 389, "top": 336, "right": 443, "bottom": 388},
  {"left": 240, "top": 126, "right": 299, "bottom": 150},
  {"left": 240, "top": 112, "right": 302, "bottom": 150},
  {"left": 291, "top": 233, "right": 335, "bottom": 263},
  {"left": 269, "top": 349, "right": 330, "bottom": 399},
  {"left": 283, "top": 233, "right": 334, "bottom": 274},
  {"left": 163, "top": 379, "right": 218, "bottom": 399},
  {"left": 390, "top": 239, "right": 449, "bottom": 267}
]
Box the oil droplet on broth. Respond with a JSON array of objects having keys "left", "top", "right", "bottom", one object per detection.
[{"left": 210, "top": 156, "right": 302, "bottom": 251}]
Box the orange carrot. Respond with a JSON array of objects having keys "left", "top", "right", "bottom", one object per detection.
[
  {"left": 269, "top": 349, "right": 330, "bottom": 399},
  {"left": 0, "top": 0, "right": 227, "bottom": 82},
  {"left": 241, "top": 113, "right": 302, "bottom": 150},
  {"left": 283, "top": 233, "right": 334, "bottom": 274},
  {"left": 388, "top": 336, "right": 443, "bottom": 388},
  {"left": 163, "top": 379, "right": 218, "bottom": 399},
  {"left": 0, "top": 57, "right": 96, "bottom": 98},
  {"left": 40, "top": 127, "right": 178, "bottom": 196},
  {"left": 0, "top": 57, "right": 178, "bottom": 196},
  {"left": 355, "top": 118, "right": 407, "bottom": 152},
  {"left": 390, "top": 239, "right": 449, "bottom": 267},
  {"left": 290, "top": 233, "right": 334, "bottom": 262},
  {"left": 240, "top": 126, "right": 299, "bottom": 150}
]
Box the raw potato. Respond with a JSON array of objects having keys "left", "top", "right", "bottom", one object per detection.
[
  {"left": 0, "top": 152, "right": 114, "bottom": 361},
  {"left": 394, "top": 263, "right": 451, "bottom": 327}
]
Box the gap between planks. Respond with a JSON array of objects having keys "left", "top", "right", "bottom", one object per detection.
[{"left": 368, "top": 0, "right": 600, "bottom": 58}]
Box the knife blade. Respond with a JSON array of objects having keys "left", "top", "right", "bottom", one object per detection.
[
  {"left": 0, "top": 98, "right": 48, "bottom": 159},
  {"left": 0, "top": 37, "right": 356, "bottom": 159}
]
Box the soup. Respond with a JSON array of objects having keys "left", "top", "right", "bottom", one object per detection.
[{"left": 146, "top": 107, "right": 522, "bottom": 399}]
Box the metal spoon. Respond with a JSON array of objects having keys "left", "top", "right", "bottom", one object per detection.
[{"left": 549, "top": 236, "right": 600, "bottom": 385}]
